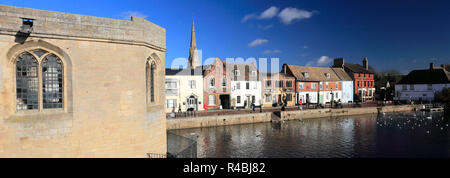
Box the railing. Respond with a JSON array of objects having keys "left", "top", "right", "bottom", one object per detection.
[
  {"left": 147, "top": 153, "right": 167, "bottom": 158},
  {"left": 167, "top": 132, "right": 197, "bottom": 158}
]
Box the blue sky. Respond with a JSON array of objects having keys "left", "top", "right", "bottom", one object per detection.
[{"left": 2, "top": 0, "right": 450, "bottom": 73}]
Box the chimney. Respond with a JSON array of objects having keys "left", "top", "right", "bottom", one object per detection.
[
  {"left": 363, "top": 57, "right": 368, "bottom": 70},
  {"left": 430, "top": 62, "right": 434, "bottom": 70},
  {"left": 333, "top": 58, "right": 344, "bottom": 68},
  {"left": 283, "top": 64, "right": 287, "bottom": 75}
]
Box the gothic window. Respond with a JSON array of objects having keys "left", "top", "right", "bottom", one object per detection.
[
  {"left": 15, "top": 49, "right": 65, "bottom": 111},
  {"left": 16, "top": 52, "right": 39, "bottom": 110},
  {"left": 147, "top": 60, "right": 156, "bottom": 103},
  {"left": 42, "top": 54, "right": 63, "bottom": 109}
]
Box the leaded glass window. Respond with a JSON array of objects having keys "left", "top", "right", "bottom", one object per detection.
[
  {"left": 42, "top": 54, "right": 63, "bottom": 109},
  {"left": 16, "top": 52, "right": 39, "bottom": 110}
]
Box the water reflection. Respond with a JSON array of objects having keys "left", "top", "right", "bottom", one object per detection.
[{"left": 171, "top": 112, "right": 450, "bottom": 158}]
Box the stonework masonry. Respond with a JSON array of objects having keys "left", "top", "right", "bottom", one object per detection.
[
  {"left": 167, "top": 105, "right": 421, "bottom": 130},
  {"left": 0, "top": 5, "right": 167, "bottom": 157}
]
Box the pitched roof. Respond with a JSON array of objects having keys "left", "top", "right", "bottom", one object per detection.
[
  {"left": 397, "top": 68, "right": 450, "bottom": 84},
  {"left": 344, "top": 63, "right": 375, "bottom": 74},
  {"left": 286, "top": 65, "right": 341, "bottom": 81},
  {"left": 165, "top": 66, "right": 204, "bottom": 76},
  {"left": 331, "top": 67, "right": 353, "bottom": 81},
  {"left": 222, "top": 61, "right": 259, "bottom": 80},
  {"left": 260, "top": 72, "right": 295, "bottom": 79}
]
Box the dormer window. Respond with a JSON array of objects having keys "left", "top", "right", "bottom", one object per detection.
[
  {"left": 251, "top": 71, "right": 257, "bottom": 77},
  {"left": 303, "top": 72, "right": 309, "bottom": 78},
  {"left": 325, "top": 73, "right": 331, "bottom": 78}
]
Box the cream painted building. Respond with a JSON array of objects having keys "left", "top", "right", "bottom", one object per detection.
[
  {"left": 0, "top": 5, "right": 167, "bottom": 157},
  {"left": 165, "top": 67, "right": 204, "bottom": 113}
]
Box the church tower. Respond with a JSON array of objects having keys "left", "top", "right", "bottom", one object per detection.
[{"left": 188, "top": 17, "right": 200, "bottom": 68}]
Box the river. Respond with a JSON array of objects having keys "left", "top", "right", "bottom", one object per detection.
[{"left": 170, "top": 111, "right": 450, "bottom": 158}]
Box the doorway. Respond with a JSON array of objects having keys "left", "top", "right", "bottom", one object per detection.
[
  {"left": 187, "top": 95, "right": 198, "bottom": 111},
  {"left": 219, "top": 94, "right": 231, "bottom": 109}
]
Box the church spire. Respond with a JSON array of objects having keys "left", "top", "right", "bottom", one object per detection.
[{"left": 188, "top": 17, "right": 200, "bottom": 68}]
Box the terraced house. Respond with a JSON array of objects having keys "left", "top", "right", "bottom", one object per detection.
[
  {"left": 283, "top": 64, "right": 345, "bottom": 106},
  {"left": 261, "top": 71, "right": 296, "bottom": 107},
  {"left": 203, "top": 58, "right": 231, "bottom": 110},
  {"left": 333, "top": 57, "right": 375, "bottom": 102},
  {"left": 0, "top": 5, "right": 167, "bottom": 157},
  {"left": 228, "top": 62, "right": 261, "bottom": 109}
]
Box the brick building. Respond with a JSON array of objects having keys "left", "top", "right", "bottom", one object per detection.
[
  {"left": 333, "top": 57, "right": 376, "bottom": 102},
  {"left": 203, "top": 58, "right": 231, "bottom": 110},
  {"left": 0, "top": 5, "right": 167, "bottom": 157}
]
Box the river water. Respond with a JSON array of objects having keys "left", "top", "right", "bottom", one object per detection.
[{"left": 170, "top": 111, "right": 450, "bottom": 158}]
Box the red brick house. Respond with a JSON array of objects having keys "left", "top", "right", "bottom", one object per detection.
[
  {"left": 333, "top": 57, "right": 376, "bottom": 102},
  {"left": 203, "top": 58, "right": 231, "bottom": 110}
]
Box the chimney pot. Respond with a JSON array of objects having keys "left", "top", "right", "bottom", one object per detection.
[{"left": 430, "top": 62, "right": 434, "bottom": 70}]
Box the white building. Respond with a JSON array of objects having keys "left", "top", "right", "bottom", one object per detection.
[
  {"left": 165, "top": 67, "right": 204, "bottom": 113},
  {"left": 395, "top": 63, "right": 450, "bottom": 102},
  {"left": 227, "top": 62, "right": 262, "bottom": 108}
]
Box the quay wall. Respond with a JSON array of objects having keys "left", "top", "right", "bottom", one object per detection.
[
  {"left": 167, "top": 105, "right": 421, "bottom": 130},
  {"left": 281, "top": 105, "right": 419, "bottom": 120},
  {"left": 167, "top": 113, "right": 272, "bottom": 130}
]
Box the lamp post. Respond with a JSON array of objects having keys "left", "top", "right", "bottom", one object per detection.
[{"left": 330, "top": 89, "right": 334, "bottom": 108}]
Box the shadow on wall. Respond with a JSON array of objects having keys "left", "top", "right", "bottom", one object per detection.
[{"left": 15, "top": 31, "right": 30, "bottom": 44}]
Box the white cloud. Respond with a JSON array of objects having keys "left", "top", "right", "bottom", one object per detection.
[
  {"left": 242, "top": 14, "right": 258, "bottom": 22},
  {"left": 278, "top": 7, "right": 314, "bottom": 25},
  {"left": 303, "top": 45, "right": 309, "bottom": 49},
  {"left": 120, "top": 11, "right": 148, "bottom": 20},
  {"left": 263, "top": 49, "right": 282, "bottom": 54},
  {"left": 260, "top": 6, "right": 279, "bottom": 19},
  {"left": 306, "top": 56, "right": 332, "bottom": 66},
  {"left": 242, "top": 6, "right": 279, "bottom": 22},
  {"left": 249, "top": 39, "right": 268, "bottom": 47}
]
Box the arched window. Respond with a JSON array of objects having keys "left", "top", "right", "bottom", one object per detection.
[
  {"left": 151, "top": 62, "right": 156, "bottom": 103},
  {"left": 42, "top": 54, "right": 63, "bottom": 109},
  {"left": 15, "top": 49, "right": 64, "bottom": 111},
  {"left": 16, "top": 52, "right": 39, "bottom": 110},
  {"left": 146, "top": 59, "right": 156, "bottom": 104}
]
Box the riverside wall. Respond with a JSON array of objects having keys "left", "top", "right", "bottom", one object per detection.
[{"left": 167, "top": 105, "right": 422, "bottom": 130}]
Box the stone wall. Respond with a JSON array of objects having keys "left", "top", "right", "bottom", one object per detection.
[
  {"left": 0, "top": 5, "right": 166, "bottom": 157},
  {"left": 282, "top": 105, "right": 419, "bottom": 120},
  {"left": 167, "top": 113, "right": 272, "bottom": 130},
  {"left": 0, "top": 5, "right": 166, "bottom": 51},
  {"left": 167, "top": 105, "right": 421, "bottom": 130}
]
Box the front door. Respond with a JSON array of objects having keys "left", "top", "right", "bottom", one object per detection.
[
  {"left": 319, "top": 94, "right": 323, "bottom": 104},
  {"left": 187, "top": 96, "right": 197, "bottom": 110}
]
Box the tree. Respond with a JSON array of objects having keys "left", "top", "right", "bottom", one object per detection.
[{"left": 435, "top": 88, "right": 450, "bottom": 113}]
